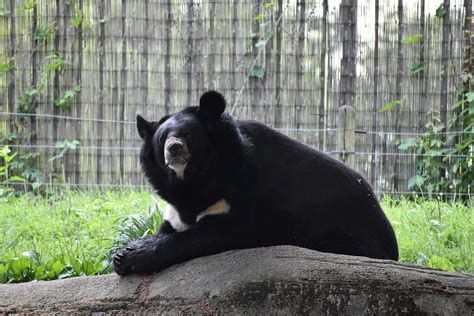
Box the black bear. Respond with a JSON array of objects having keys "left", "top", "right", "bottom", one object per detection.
[{"left": 113, "top": 91, "right": 398, "bottom": 275}]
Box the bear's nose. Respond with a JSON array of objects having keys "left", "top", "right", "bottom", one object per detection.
[{"left": 168, "top": 142, "right": 184, "bottom": 156}]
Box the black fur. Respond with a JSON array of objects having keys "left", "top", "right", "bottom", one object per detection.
[{"left": 114, "top": 91, "right": 398, "bottom": 275}]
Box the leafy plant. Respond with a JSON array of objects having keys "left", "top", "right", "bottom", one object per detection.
[
  {"left": 0, "top": 146, "right": 27, "bottom": 185},
  {"left": 0, "top": 8, "right": 10, "bottom": 17},
  {"left": 43, "top": 54, "right": 70, "bottom": 73},
  {"left": 0, "top": 57, "right": 15, "bottom": 74},
  {"left": 105, "top": 206, "right": 161, "bottom": 271},
  {"left": 397, "top": 103, "right": 473, "bottom": 201},
  {"left": 71, "top": 10, "right": 83, "bottom": 28},
  {"left": 49, "top": 140, "right": 80, "bottom": 162},
  {"left": 378, "top": 99, "right": 403, "bottom": 112},
  {"left": 402, "top": 34, "right": 423, "bottom": 45},
  {"left": 250, "top": 65, "right": 265, "bottom": 79},
  {"left": 409, "top": 61, "right": 425, "bottom": 76},
  {"left": 18, "top": 88, "right": 41, "bottom": 114},
  {"left": 54, "top": 86, "right": 80, "bottom": 109},
  {"left": 34, "top": 24, "right": 55, "bottom": 42},
  {"left": 435, "top": 4, "right": 447, "bottom": 19},
  {"left": 18, "top": 1, "right": 37, "bottom": 11}
]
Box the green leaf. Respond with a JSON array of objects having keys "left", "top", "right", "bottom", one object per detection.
[
  {"left": 254, "top": 14, "right": 266, "bottom": 22},
  {"left": 69, "top": 257, "right": 82, "bottom": 274},
  {"left": 378, "top": 99, "right": 403, "bottom": 112},
  {"left": 263, "top": 2, "right": 274, "bottom": 10},
  {"left": 7, "top": 176, "right": 27, "bottom": 182},
  {"left": 9, "top": 257, "right": 33, "bottom": 276},
  {"left": 408, "top": 175, "right": 424, "bottom": 189},
  {"left": 398, "top": 138, "right": 418, "bottom": 150},
  {"left": 250, "top": 65, "right": 265, "bottom": 78},
  {"left": 466, "top": 92, "right": 474, "bottom": 103},
  {"left": 0, "top": 57, "right": 15, "bottom": 73},
  {"left": 51, "top": 260, "right": 65, "bottom": 275},
  {"left": 429, "top": 139, "right": 443, "bottom": 148},
  {"left": 402, "top": 34, "right": 422, "bottom": 45},
  {"left": 255, "top": 39, "right": 268, "bottom": 48},
  {"left": 435, "top": 4, "right": 447, "bottom": 19},
  {"left": 409, "top": 62, "right": 425, "bottom": 75},
  {"left": 0, "top": 8, "right": 10, "bottom": 17},
  {"left": 20, "top": 1, "right": 37, "bottom": 11},
  {"left": 71, "top": 10, "right": 83, "bottom": 28}
]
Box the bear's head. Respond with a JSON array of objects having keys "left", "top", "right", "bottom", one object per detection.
[{"left": 136, "top": 91, "right": 227, "bottom": 188}]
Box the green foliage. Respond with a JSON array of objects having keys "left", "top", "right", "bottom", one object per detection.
[
  {"left": 0, "top": 8, "right": 10, "bottom": 17},
  {"left": 248, "top": 1, "right": 275, "bottom": 80},
  {"left": 0, "top": 146, "right": 27, "bottom": 186},
  {"left": 384, "top": 196, "right": 473, "bottom": 273},
  {"left": 397, "top": 105, "right": 473, "bottom": 200},
  {"left": 435, "top": 4, "right": 447, "bottom": 19},
  {"left": 0, "top": 189, "right": 159, "bottom": 283},
  {"left": 0, "top": 190, "right": 471, "bottom": 283},
  {"left": 378, "top": 99, "right": 403, "bottom": 112},
  {"left": 18, "top": 1, "right": 37, "bottom": 11},
  {"left": 43, "top": 54, "right": 70, "bottom": 73},
  {"left": 104, "top": 206, "right": 162, "bottom": 271},
  {"left": 408, "top": 61, "right": 425, "bottom": 75},
  {"left": 71, "top": 10, "right": 83, "bottom": 28},
  {"left": 53, "top": 86, "right": 80, "bottom": 109},
  {"left": 49, "top": 140, "right": 80, "bottom": 162},
  {"left": 402, "top": 34, "right": 423, "bottom": 45},
  {"left": 34, "top": 24, "right": 55, "bottom": 43},
  {"left": 18, "top": 87, "right": 41, "bottom": 114},
  {"left": 250, "top": 65, "right": 265, "bottom": 79},
  {"left": 253, "top": 14, "right": 266, "bottom": 22},
  {"left": 0, "top": 57, "right": 15, "bottom": 74}
]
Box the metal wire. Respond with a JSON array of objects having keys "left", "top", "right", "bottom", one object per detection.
[
  {"left": 1, "top": 181, "right": 470, "bottom": 197},
  {"left": 0, "top": 181, "right": 147, "bottom": 188},
  {"left": 0, "top": 112, "right": 135, "bottom": 125},
  {"left": 3, "top": 144, "right": 141, "bottom": 151},
  {"left": 362, "top": 130, "right": 473, "bottom": 136},
  {"left": 376, "top": 191, "right": 472, "bottom": 197},
  {"left": 353, "top": 152, "right": 473, "bottom": 158}
]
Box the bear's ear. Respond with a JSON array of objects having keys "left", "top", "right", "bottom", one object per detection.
[
  {"left": 136, "top": 115, "right": 154, "bottom": 140},
  {"left": 199, "top": 91, "right": 226, "bottom": 125}
]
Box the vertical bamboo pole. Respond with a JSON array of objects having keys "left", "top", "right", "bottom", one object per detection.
[
  {"left": 120, "top": 0, "right": 127, "bottom": 184},
  {"left": 74, "top": 0, "right": 84, "bottom": 185},
  {"left": 294, "top": 0, "right": 306, "bottom": 130},
  {"left": 97, "top": 0, "right": 105, "bottom": 184},
  {"left": 370, "top": 0, "right": 380, "bottom": 189},
  {"left": 393, "top": 0, "right": 404, "bottom": 191},
  {"left": 273, "top": 0, "right": 283, "bottom": 128},
  {"left": 318, "top": 0, "right": 328, "bottom": 150}
]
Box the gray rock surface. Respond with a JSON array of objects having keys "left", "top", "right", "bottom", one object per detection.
[{"left": 1, "top": 246, "right": 473, "bottom": 315}]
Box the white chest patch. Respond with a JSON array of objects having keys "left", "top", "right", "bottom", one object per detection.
[
  {"left": 163, "top": 204, "right": 191, "bottom": 232},
  {"left": 163, "top": 199, "right": 231, "bottom": 232}
]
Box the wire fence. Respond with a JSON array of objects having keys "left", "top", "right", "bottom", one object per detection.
[{"left": 1, "top": 111, "right": 472, "bottom": 198}]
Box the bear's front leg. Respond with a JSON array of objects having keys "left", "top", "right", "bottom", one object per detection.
[{"left": 113, "top": 215, "right": 254, "bottom": 275}]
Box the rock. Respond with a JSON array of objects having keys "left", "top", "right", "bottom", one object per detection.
[{"left": 1, "top": 246, "right": 473, "bottom": 315}]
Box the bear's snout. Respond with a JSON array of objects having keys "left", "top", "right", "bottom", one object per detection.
[
  {"left": 164, "top": 136, "right": 190, "bottom": 180},
  {"left": 168, "top": 140, "right": 184, "bottom": 156}
]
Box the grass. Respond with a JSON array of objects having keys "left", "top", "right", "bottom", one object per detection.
[
  {"left": 0, "top": 189, "right": 472, "bottom": 283},
  {"left": 0, "top": 188, "right": 162, "bottom": 283},
  {"left": 383, "top": 196, "right": 473, "bottom": 273}
]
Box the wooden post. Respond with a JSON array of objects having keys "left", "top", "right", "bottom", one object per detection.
[{"left": 337, "top": 105, "right": 356, "bottom": 169}]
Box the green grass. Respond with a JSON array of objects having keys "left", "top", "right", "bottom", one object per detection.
[
  {"left": 0, "top": 189, "right": 161, "bottom": 283},
  {"left": 384, "top": 196, "right": 473, "bottom": 273},
  {"left": 0, "top": 189, "right": 472, "bottom": 283}
]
